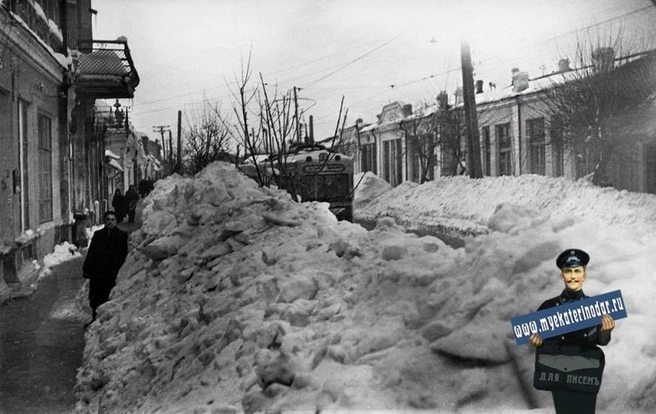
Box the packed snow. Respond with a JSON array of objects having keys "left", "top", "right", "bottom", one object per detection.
[{"left": 64, "top": 162, "right": 656, "bottom": 414}]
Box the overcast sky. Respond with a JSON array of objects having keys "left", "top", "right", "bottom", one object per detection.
[{"left": 91, "top": 0, "right": 656, "bottom": 143}]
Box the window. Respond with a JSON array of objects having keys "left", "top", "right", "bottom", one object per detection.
[
  {"left": 481, "top": 126, "right": 491, "bottom": 176},
  {"left": 496, "top": 123, "right": 512, "bottom": 176},
  {"left": 550, "top": 116, "right": 564, "bottom": 176},
  {"left": 383, "top": 139, "right": 403, "bottom": 186},
  {"left": 38, "top": 114, "right": 53, "bottom": 223},
  {"left": 361, "top": 143, "right": 377, "bottom": 174},
  {"left": 18, "top": 100, "right": 30, "bottom": 231},
  {"left": 527, "top": 117, "right": 546, "bottom": 175}
]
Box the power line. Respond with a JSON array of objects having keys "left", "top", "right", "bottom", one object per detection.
[
  {"left": 302, "top": 36, "right": 401, "bottom": 89},
  {"left": 134, "top": 37, "right": 395, "bottom": 107},
  {"left": 133, "top": 1, "right": 656, "bottom": 132}
]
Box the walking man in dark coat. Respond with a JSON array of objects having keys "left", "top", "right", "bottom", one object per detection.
[
  {"left": 125, "top": 185, "right": 139, "bottom": 223},
  {"left": 83, "top": 211, "right": 129, "bottom": 324}
]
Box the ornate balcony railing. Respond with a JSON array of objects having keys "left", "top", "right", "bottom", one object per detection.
[{"left": 75, "top": 39, "right": 140, "bottom": 99}]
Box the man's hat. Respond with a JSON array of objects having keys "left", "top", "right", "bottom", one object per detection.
[{"left": 556, "top": 249, "right": 590, "bottom": 269}]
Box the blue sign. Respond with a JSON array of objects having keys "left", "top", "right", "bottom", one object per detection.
[{"left": 511, "top": 290, "right": 627, "bottom": 346}]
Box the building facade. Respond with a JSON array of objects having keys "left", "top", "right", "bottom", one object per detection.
[
  {"left": 0, "top": 0, "right": 76, "bottom": 294},
  {"left": 347, "top": 50, "right": 656, "bottom": 195},
  {"left": 0, "top": 0, "right": 139, "bottom": 299}
]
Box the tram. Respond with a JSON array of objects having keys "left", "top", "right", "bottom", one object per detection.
[
  {"left": 281, "top": 143, "right": 354, "bottom": 221},
  {"left": 242, "top": 143, "right": 353, "bottom": 221}
]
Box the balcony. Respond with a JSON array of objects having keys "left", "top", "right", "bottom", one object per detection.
[
  {"left": 4, "top": 0, "right": 65, "bottom": 53},
  {"left": 75, "top": 39, "right": 140, "bottom": 99}
]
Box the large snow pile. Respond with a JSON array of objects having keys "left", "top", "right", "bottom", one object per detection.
[
  {"left": 357, "top": 173, "right": 656, "bottom": 243},
  {"left": 75, "top": 164, "right": 656, "bottom": 414}
]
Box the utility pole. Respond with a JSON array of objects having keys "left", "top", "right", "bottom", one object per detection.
[
  {"left": 152, "top": 124, "right": 170, "bottom": 172},
  {"left": 309, "top": 115, "right": 314, "bottom": 144},
  {"left": 168, "top": 130, "right": 173, "bottom": 166},
  {"left": 293, "top": 86, "right": 301, "bottom": 143},
  {"left": 460, "top": 39, "right": 483, "bottom": 179},
  {"left": 176, "top": 110, "right": 182, "bottom": 172}
]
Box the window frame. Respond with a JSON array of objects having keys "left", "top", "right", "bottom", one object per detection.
[
  {"left": 496, "top": 123, "right": 512, "bottom": 176},
  {"left": 38, "top": 113, "right": 53, "bottom": 224},
  {"left": 527, "top": 117, "right": 546, "bottom": 175}
]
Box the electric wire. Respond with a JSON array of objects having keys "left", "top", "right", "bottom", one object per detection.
[{"left": 133, "top": 1, "right": 656, "bottom": 136}]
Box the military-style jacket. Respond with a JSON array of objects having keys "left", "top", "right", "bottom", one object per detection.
[{"left": 538, "top": 289, "right": 611, "bottom": 347}]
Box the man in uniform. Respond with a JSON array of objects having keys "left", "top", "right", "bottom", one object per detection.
[
  {"left": 83, "top": 211, "right": 129, "bottom": 325},
  {"left": 529, "top": 248, "right": 615, "bottom": 414}
]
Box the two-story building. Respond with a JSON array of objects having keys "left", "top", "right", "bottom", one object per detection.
[{"left": 0, "top": 0, "right": 139, "bottom": 300}]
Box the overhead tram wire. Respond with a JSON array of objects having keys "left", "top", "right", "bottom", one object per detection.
[
  {"left": 301, "top": 36, "right": 402, "bottom": 90},
  {"left": 265, "top": 36, "right": 401, "bottom": 78},
  {"left": 314, "top": 2, "right": 655, "bottom": 125},
  {"left": 396, "top": 1, "right": 656, "bottom": 100},
  {"left": 135, "top": 36, "right": 398, "bottom": 108},
  {"left": 136, "top": 36, "right": 407, "bottom": 122},
  {"left": 136, "top": 3, "right": 655, "bottom": 125},
  {"left": 536, "top": 3, "right": 655, "bottom": 47}
]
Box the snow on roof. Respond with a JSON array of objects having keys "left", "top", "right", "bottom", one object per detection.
[
  {"left": 108, "top": 159, "right": 123, "bottom": 171},
  {"left": 360, "top": 122, "right": 378, "bottom": 132},
  {"left": 105, "top": 149, "right": 121, "bottom": 159}
]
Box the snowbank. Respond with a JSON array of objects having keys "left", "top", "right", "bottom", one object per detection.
[
  {"left": 357, "top": 173, "right": 656, "bottom": 243},
  {"left": 75, "top": 164, "right": 656, "bottom": 413}
]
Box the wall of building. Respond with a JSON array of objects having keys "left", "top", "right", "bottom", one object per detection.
[{"left": 0, "top": 5, "right": 69, "bottom": 284}]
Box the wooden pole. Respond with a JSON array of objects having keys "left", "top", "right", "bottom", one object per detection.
[
  {"left": 293, "top": 86, "right": 301, "bottom": 143},
  {"left": 176, "top": 110, "right": 182, "bottom": 171},
  {"left": 460, "top": 39, "right": 483, "bottom": 178}
]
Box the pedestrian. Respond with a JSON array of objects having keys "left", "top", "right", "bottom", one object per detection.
[
  {"left": 82, "top": 211, "right": 129, "bottom": 325},
  {"left": 529, "top": 248, "right": 615, "bottom": 414},
  {"left": 125, "top": 185, "right": 139, "bottom": 223},
  {"left": 112, "top": 188, "right": 125, "bottom": 222},
  {"left": 139, "top": 179, "right": 149, "bottom": 197}
]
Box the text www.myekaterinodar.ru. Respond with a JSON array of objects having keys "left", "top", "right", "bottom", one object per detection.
[{"left": 513, "top": 297, "right": 625, "bottom": 340}]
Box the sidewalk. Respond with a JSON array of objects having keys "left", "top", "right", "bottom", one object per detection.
[
  {"left": 0, "top": 252, "right": 87, "bottom": 414},
  {"left": 0, "top": 202, "right": 143, "bottom": 414},
  {"left": 4, "top": 201, "right": 145, "bottom": 303}
]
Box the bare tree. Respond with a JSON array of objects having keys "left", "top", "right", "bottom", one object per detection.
[
  {"left": 181, "top": 98, "right": 232, "bottom": 175},
  {"left": 224, "top": 51, "right": 306, "bottom": 198},
  {"left": 436, "top": 106, "right": 467, "bottom": 176},
  {"left": 398, "top": 95, "right": 467, "bottom": 182},
  {"left": 399, "top": 114, "right": 435, "bottom": 183},
  {"left": 544, "top": 31, "right": 656, "bottom": 185}
]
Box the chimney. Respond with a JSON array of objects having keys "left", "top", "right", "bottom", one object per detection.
[
  {"left": 558, "top": 58, "right": 571, "bottom": 73},
  {"left": 592, "top": 47, "right": 615, "bottom": 73},
  {"left": 475, "top": 79, "right": 484, "bottom": 94},
  {"left": 356, "top": 118, "right": 364, "bottom": 129},
  {"left": 437, "top": 91, "right": 448, "bottom": 110},
  {"left": 402, "top": 104, "right": 413, "bottom": 117},
  {"left": 511, "top": 68, "right": 529, "bottom": 92},
  {"left": 454, "top": 87, "right": 463, "bottom": 106},
  {"left": 309, "top": 115, "right": 314, "bottom": 144}
]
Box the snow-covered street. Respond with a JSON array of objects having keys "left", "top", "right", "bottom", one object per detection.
[{"left": 70, "top": 162, "right": 656, "bottom": 413}]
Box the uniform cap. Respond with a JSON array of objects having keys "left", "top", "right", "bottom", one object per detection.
[{"left": 556, "top": 249, "right": 590, "bottom": 269}]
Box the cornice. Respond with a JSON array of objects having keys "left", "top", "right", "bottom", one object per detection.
[{"left": 0, "top": 10, "right": 66, "bottom": 84}]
